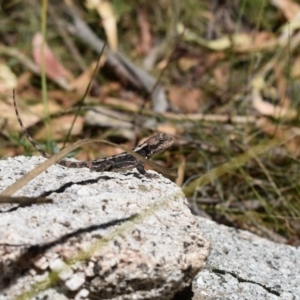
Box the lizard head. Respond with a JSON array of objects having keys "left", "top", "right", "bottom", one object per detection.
[{"left": 145, "top": 133, "right": 174, "bottom": 157}]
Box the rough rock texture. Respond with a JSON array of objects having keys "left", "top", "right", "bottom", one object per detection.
[
  {"left": 193, "top": 218, "right": 300, "bottom": 300},
  {"left": 0, "top": 156, "right": 211, "bottom": 300}
]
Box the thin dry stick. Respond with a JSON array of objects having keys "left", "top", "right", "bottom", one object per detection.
[
  {"left": 48, "top": 4, "right": 87, "bottom": 71},
  {"left": 0, "top": 196, "right": 51, "bottom": 204}
]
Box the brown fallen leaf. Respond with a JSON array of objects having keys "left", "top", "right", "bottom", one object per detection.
[
  {"left": 85, "top": 0, "right": 118, "bottom": 51},
  {"left": 3, "top": 96, "right": 61, "bottom": 133},
  {"left": 271, "top": 0, "right": 300, "bottom": 21},
  {"left": 168, "top": 86, "right": 205, "bottom": 113},
  {"left": 0, "top": 63, "right": 17, "bottom": 94},
  {"left": 34, "top": 115, "right": 84, "bottom": 141},
  {"left": 156, "top": 124, "right": 177, "bottom": 136},
  {"left": 273, "top": 63, "right": 290, "bottom": 108},
  {"left": 136, "top": 8, "right": 153, "bottom": 55},
  {"left": 32, "top": 32, "right": 74, "bottom": 89},
  {"left": 235, "top": 31, "right": 277, "bottom": 53},
  {"left": 291, "top": 55, "right": 300, "bottom": 78},
  {"left": 70, "top": 60, "right": 105, "bottom": 94},
  {"left": 252, "top": 88, "right": 297, "bottom": 120},
  {"left": 178, "top": 57, "right": 199, "bottom": 73}
]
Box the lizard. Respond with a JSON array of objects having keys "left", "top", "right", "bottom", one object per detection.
[{"left": 13, "top": 93, "right": 174, "bottom": 175}]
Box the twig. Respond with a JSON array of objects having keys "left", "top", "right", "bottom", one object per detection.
[
  {"left": 0, "top": 196, "right": 52, "bottom": 204},
  {"left": 48, "top": 4, "right": 87, "bottom": 71},
  {"left": 65, "top": 5, "right": 169, "bottom": 113}
]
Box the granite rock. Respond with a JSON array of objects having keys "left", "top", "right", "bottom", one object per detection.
[
  {"left": 193, "top": 218, "right": 300, "bottom": 300},
  {"left": 0, "top": 156, "right": 211, "bottom": 300}
]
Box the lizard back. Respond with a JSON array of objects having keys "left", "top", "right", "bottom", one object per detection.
[{"left": 13, "top": 91, "right": 174, "bottom": 173}]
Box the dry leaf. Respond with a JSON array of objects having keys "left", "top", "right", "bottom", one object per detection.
[
  {"left": 17, "top": 72, "right": 33, "bottom": 90},
  {"left": 178, "top": 23, "right": 251, "bottom": 51},
  {"left": 32, "top": 32, "right": 73, "bottom": 89},
  {"left": 136, "top": 8, "right": 153, "bottom": 55},
  {"left": 35, "top": 115, "right": 84, "bottom": 141},
  {"left": 252, "top": 89, "right": 296, "bottom": 120},
  {"left": 70, "top": 59, "right": 106, "bottom": 94},
  {"left": 3, "top": 97, "right": 61, "bottom": 133},
  {"left": 168, "top": 86, "right": 204, "bottom": 113},
  {"left": 0, "top": 63, "right": 17, "bottom": 94},
  {"left": 235, "top": 31, "right": 276, "bottom": 53},
  {"left": 85, "top": 0, "right": 118, "bottom": 51},
  {"left": 101, "top": 96, "right": 140, "bottom": 111},
  {"left": 178, "top": 57, "right": 199, "bottom": 72},
  {"left": 271, "top": 0, "right": 300, "bottom": 20},
  {"left": 291, "top": 55, "right": 300, "bottom": 78},
  {"left": 156, "top": 124, "right": 177, "bottom": 136},
  {"left": 179, "top": 23, "right": 276, "bottom": 53}
]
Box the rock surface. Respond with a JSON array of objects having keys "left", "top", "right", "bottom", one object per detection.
[
  {"left": 193, "top": 218, "right": 300, "bottom": 300},
  {"left": 0, "top": 156, "right": 211, "bottom": 300}
]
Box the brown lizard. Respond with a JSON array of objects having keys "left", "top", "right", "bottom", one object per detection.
[{"left": 13, "top": 93, "right": 174, "bottom": 175}]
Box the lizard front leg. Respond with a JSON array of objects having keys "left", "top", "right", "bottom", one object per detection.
[
  {"left": 136, "top": 161, "right": 159, "bottom": 178},
  {"left": 136, "top": 162, "right": 146, "bottom": 175}
]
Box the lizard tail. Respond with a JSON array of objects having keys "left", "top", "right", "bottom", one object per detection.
[{"left": 13, "top": 90, "right": 51, "bottom": 159}]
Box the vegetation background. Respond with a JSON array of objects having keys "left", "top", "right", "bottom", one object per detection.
[{"left": 0, "top": 0, "right": 299, "bottom": 245}]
